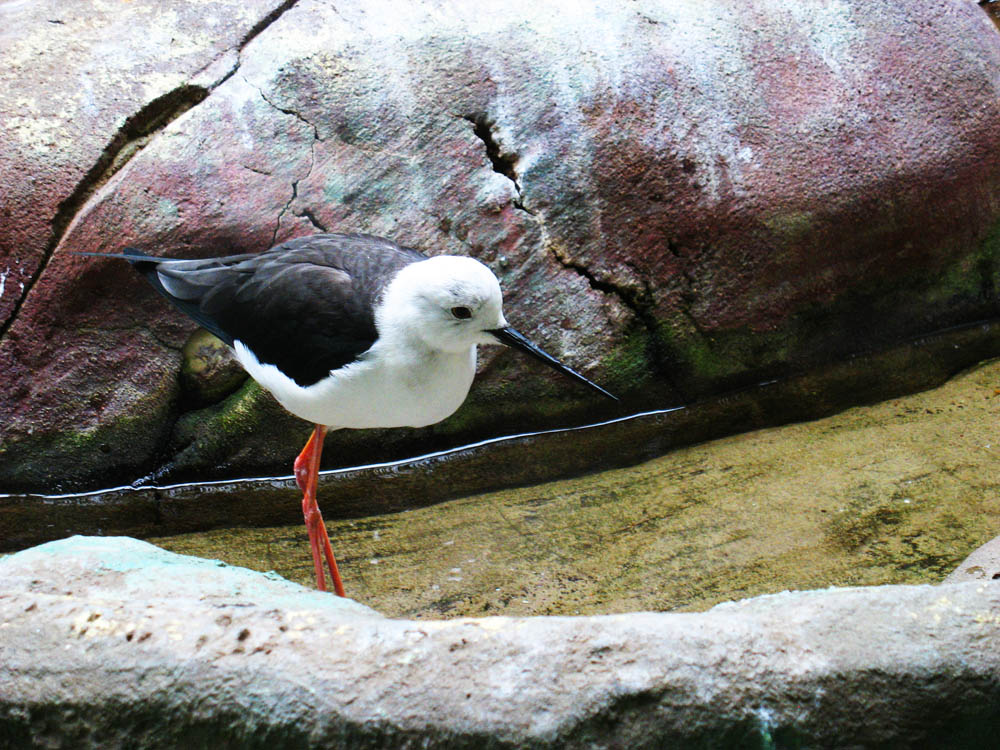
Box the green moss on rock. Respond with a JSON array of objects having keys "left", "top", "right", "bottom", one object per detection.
[
  {"left": 601, "top": 326, "right": 655, "bottom": 392},
  {"left": 0, "top": 391, "right": 178, "bottom": 493},
  {"left": 167, "top": 380, "right": 312, "bottom": 479}
]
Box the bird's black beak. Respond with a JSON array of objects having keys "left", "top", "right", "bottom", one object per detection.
[{"left": 488, "top": 326, "right": 619, "bottom": 401}]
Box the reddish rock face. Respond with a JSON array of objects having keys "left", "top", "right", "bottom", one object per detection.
[
  {"left": 0, "top": 0, "right": 291, "bottom": 329},
  {"left": 0, "top": 0, "right": 301, "bottom": 490},
  {"left": 2, "top": 0, "right": 1000, "bottom": 492}
]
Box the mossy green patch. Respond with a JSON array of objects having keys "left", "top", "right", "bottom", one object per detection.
[
  {"left": 0, "top": 395, "right": 177, "bottom": 493},
  {"left": 671, "top": 327, "right": 740, "bottom": 382},
  {"left": 918, "top": 226, "right": 1000, "bottom": 308},
  {"left": 642, "top": 212, "right": 1000, "bottom": 400},
  {"left": 761, "top": 209, "right": 815, "bottom": 244},
  {"left": 167, "top": 380, "right": 311, "bottom": 479},
  {"left": 601, "top": 326, "right": 654, "bottom": 391}
]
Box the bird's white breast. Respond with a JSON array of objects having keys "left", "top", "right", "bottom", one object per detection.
[{"left": 233, "top": 339, "right": 477, "bottom": 429}]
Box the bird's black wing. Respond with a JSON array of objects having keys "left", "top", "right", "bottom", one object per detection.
[{"left": 135, "top": 234, "right": 427, "bottom": 386}]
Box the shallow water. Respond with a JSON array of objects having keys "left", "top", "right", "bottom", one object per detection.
[{"left": 152, "top": 358, "right": 1000, "bottom": 619}]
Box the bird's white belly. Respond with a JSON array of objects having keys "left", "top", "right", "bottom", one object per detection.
[{"left": 233, "top": 340, "right": 477, "bottom": 429}]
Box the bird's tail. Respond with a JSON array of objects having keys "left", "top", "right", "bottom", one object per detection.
[{"left": 70, "top": 248, "right": 158, "bottom": 269}]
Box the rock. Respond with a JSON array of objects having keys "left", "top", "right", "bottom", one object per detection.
[
  {"left": 2, "top": 536, "right": 1000, "bottom": 747},
  {"left": 164, "top": 379, "right": 312, "bottom": 483},
  {"left": 0, "top": 0, "right": 300, "bottom": 490},
  {"left": 0, "top": 0, "right": 300, "bottom": 329},
  {"left": 945, "top": 534, "right": 1000, "bottom": 584},
  {"left": 2, "top": 0, "right": 1000, "bottom": 491},
  {"left": 179, "top": 328, "right": 247, "bottom": 407},
  {"left": 0, "top": 535, "right": 375, "bottom": 617},
  {"left": 0, "top": 0, "right": 290, "bottom": 329}
]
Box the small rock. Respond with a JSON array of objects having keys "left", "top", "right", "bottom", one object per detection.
[
  {"left": 179, "top": 328, "right": 246, "bottom": 407},
  {"left": 943, "top": 534, "right": 1000, "bottom": 583}
]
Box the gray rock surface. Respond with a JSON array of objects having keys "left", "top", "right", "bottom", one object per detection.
[
  {"left": 2, "top": 536, "right": 999, "bottom": 748},
  {"left": 945, "top": 533, "right": 1000, "bottom": 584}
]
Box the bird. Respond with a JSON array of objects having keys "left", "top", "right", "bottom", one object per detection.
[{"left": 77, "top": 232, "right": 617, "bottom": 597}]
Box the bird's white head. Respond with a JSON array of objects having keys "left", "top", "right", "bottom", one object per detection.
[{"left": 377, "top": 255, "right": 508, "bottom": 354}]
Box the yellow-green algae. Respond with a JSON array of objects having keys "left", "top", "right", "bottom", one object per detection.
[{"left": 152, "top": 358, "right": 1000, "bottom": 619}]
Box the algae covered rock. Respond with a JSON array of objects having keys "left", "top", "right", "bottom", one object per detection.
[
  {"left": 179, "top": 328, "right": 246, "bottom": 407},
  {"left": 166, "top": 379, "right": 311, "bottom": 482}
]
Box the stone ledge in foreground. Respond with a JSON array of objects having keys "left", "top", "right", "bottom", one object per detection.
[{"left": 1, "top": 536, "right": 999, "bottom": 749}]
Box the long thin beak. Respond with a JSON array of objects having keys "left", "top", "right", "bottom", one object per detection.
[{"left": 488, "top": 326, "right": 619, "bottom": 401}]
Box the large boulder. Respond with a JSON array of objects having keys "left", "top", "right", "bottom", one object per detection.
[
  {"left": 2, "top": 0, "right": 1000, "bottom": 491},
  {"left": 2, "top": 536, "right": 1000, "bottom": 747}
]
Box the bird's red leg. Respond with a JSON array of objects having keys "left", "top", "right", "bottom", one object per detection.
[
  {"left": 294, "top": 427, "right": 326, "bottom": 590},
  {"left": 294, "top": 425, "right": 346, "bottom": 597}
]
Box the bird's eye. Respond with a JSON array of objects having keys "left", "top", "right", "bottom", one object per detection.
[{"left": 451, "top": 306, "right": 473, "bottom": 320}]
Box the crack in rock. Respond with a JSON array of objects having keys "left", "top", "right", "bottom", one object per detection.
[
  {"left": 549, "top": 243, "right": 690, "bottom": 401},
  {"left": 463, "top": 114, "right": 535, "bottom": 215},
  {"left": 0, "top": 84, "right": 210, "bottom": 344},
  {"left": 213, "top": 0, "right": 302, "bottom": 89},
  {"left": 255, "top": 86, "right": 320, "bottom": 244},
  {"left": 549, "top": 242, "right": 656, "bottom": 327},
  {"left": 458, "top": 111, "right": 692, "bottom": 397},
  {"left": 273, "top": 181, "right": 300, "bottom": 246},
  {"left": 257, "top": 86, "right": 321, "bottom": 142},
  {"left": 298, "top": 209, "right": 329, "bottom": 233}
]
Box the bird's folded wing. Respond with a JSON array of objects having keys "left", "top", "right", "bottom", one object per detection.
[{"left": 153, "top": 235, "right": 426, "bottom": 386}]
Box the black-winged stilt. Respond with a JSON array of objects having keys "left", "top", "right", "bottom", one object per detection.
[{"left": 78, "top": 233, "right": 616, "bottom": 596}]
